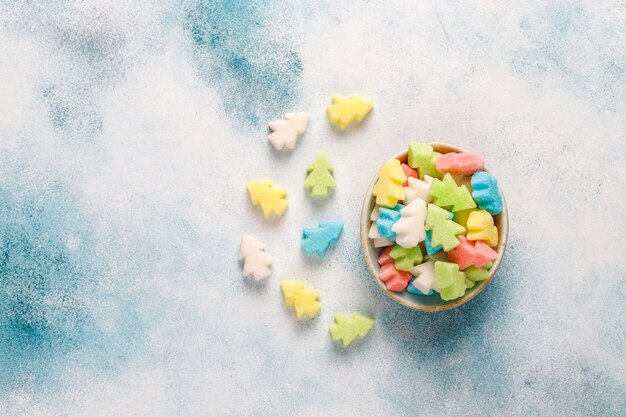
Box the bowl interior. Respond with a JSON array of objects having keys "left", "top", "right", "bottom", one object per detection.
[{"left": 360, "top": 143, "right": 508, "bottom": 311}]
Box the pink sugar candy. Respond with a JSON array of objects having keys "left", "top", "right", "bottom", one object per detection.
[
  {"left": 436, "top": 152, "right": 484, "bottom": 176},
  {"left": 378, "top": 247, "right": 411, "bottom": 291},
  {"left": 447, "top": 236, "right": 497, "bottom": 270},
  {"left": 401, "top": 163, "right": 417, "bottom": 187}
]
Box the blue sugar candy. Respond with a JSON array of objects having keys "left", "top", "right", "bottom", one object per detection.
[
  {"left": 471, "top": 171, "right": 503, "bottom": 215},
  {"left": 301, "top": 221, "right": 344, "bottom": 257},
  {"left": 376, "top": 204, "right": 403, "bottom": 241},
  {"left": 424, "top": 230, "right": 443, "bottom": 256},
  {"left": 407, "top": 281, "right": 434, "bottom": 296}
]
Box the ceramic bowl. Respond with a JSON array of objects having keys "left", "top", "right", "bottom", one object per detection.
[{"left": 360, "top": 143, "right": 508, "bottom": 312}]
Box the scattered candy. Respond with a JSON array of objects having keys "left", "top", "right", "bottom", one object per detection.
[
  {"left": 425, "top": 204, "right": 465, "bottom": 251},
  {"left": 239, "top": 234, "right": 273, "bottom": 280},
  {"left": 247, "top": 180, "right": 288, "bottom": 218},
  {"left": 378, "top": 247, "right": 412, "bottom": 292},
  {"left": 280, "top": 280, "right": 321, "bottom": 319},
  {"left": 408, "top": 142, "right": 441, "bottom": 179},
  {"left": 373, "top": 159, "right": 406, "bottom": 208},
  {"left": 392, "top": 199, "right": 426, "bottom": 248},
  {"left": 368, "top": 206, "right": 393, "bottom": 247},
  {"left": 327, "top": 95, "right": 373, "bottom": 129},
  {"left": 435, "top": 152, "right": 484, "bottom": 175},
  {"left": 329, "top": 313, "right": 375, "bottom": 347},
  {"left": 447, "top": 236, "right": 497, "bottom": 270},
  {"left": 429, "top": 173, "right": 476, "bottom": 212},
  {"left": 377, "top": 204, "right": 403, "bottom": 241},
  {"left": 471, "top": 171, "right": 503, "bottom": 215},
  {"left": 390, "top": 244, "right": 423, "bottom": 271},
  {"left": 268, "top": 112, "right": 310, "bottom": 150},
  {"left": 302, "top": 221, "right": 344, "bottom": 257},
  {"left": 408, "top": 260, "right": 438, "bottom": 295},
  {"left": 403, "top": 175, "right": 433, "bottom": 205},
  {"left": 435, "top": 261, "right": 467, "bottom": 301},
  {"left": 305, "top": 151, "right": 336, "bottom": 198},
  {"left": 401, "top": 163, "right": 417, "bottom": 186},
  {"left": 466, "top": 210, "right": 498, "bottom": 247}
]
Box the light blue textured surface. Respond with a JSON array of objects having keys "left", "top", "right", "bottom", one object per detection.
[{"left": 0, "top": 1, "right": 624, "bottom": 416}]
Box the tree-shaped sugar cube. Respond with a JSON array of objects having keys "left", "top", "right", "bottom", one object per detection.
[
  {"left": 466, "top": 210, "right": 498, "bottom": 247},
  {"left": 326, "top": 95, "right": 373, "bottom": 129},
  {"left": 408, "top": 142, "right": 441, "bottom": 179},
  {"left": 435, "top": 261, "right": 467, "bottom": 301},
  {"left": 392, "top": 198, "right": 427, "bottom": 248},
  {"left": 329, "top": 313, "right": 375, "bottom": 347},
  {"left": 403, "top": 175, "right": 433, "bottom": 204},
  {"left": 301, "top": 221, "right": 344, "bottom": 257},
  {"left": 377, "top": 247, "right": 412, "bottom": 292},
  {"left": 376, "top": 205, "right": 403, "bottom": 241},
  {"left": 408, "top": 260, "right": 438, "bottom": 295},
  {"left": 471, "top": 171, "right": 503, "bottom": 215},
  {"left": 305, "top": 151, "right": 336, "bottom": 198},
  {"left": 425, "top": 204, "right": 465, "bottom": 251},
  {"left": 390, "top": 244, "right": 423, "bottom": 271},
  {"left": 246, "top": 180, "right": 288, "bottom": 217},
  {"left": 429, "top": 174, "right": 476, "bottom": 212},
  {"left": 268, "top": 112, "right": 310, "bottom": 150},
  {"left": 447, "top": 236, "right": 497, "bottom": 269},
  {"left": 373, "top": 159, "right": 406, "bottom": 208},
  {"left": 238, "top": 234, "right": 272, "bottom": 280},
  {"left": 280, "top": 280, "right": 321, "bottom": 319},
  {"left": 368, "top": 205, "right": 393, "bottom": 247}
]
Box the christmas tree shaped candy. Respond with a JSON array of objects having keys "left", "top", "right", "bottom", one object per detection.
[
  {"left": 408, "top": 142, "right": 441, "bottom": 179},
  {"left": 280, "top": 280, "right": 321, "bottom": 319},
  {"left": 238, "top": 234, "right": 272, "bottom": 280},
  {"left": 429, "top": 174, "right": 476, "bottom": 212},
  {"left": 372, "top": 159, "right": 406, "bottom": 208},
  {"left": 301, "top": 221, "right": 344, "bottom": 257},
  {"left": 435, "top": 261, "right": 467, "bottom": 301},
  {"left": 392, "top": 198, "right": 427, "bottom": 248},
  {"left": 425, "top": 204, "right": 465, "bottom": 251},
  {"left": 390, "top": 244, "right": 423, "bottom": 271},
  {"left": 304, "top": 151, "right": 336, "bottom": 198},
  {"left": 326, "top": 95, "right": 373, "bottom": 129},
  {"left": 268, "top": 112, "right": 310, "bottom": 150},
  {"left": 466, "top": 210, "right": 498, "bottom": 247},
  {"left": 329, "top": 313, "right": 375, "bottom": 347},
  {"left": 246, "top": 180, "right": 288, "bottom": 218}
]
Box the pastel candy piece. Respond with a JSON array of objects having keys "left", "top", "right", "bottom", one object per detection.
[
  {"left": 464, "top": 265, "right": 491, "bottom": 282},
  {"left": 389, "top": 244, "right": 423, "bottom": 271},
  {"left": 378, "top": 263, "right": 412, "bottom": 292},
  {"left": 377, "top": 246, "right": 394, "bottom": 266},
  {"left": 392, "top": 199, "right": 427, "bottom": 248},
  {"left": 268, "top": 112, "right": 310, "bottom": 150},
  {"left": 403, "top": 175, "right": 433, "bottom": 205},
  {"left": 302, "top": 221, "right": 344, "bottom": 257},
  {"left": 407, "top": 142, "right": 441, "bottom": 179},
  {"left": 447, "top": 236, "right": 497, "bottom": 270},
  {"left": 453, "top": 208, "right": 479, "bottom": 228},
  {"left": 376, "top": 204, "right": 403, "bottom": 241},
  {"left": 373, "top": 159, "right": 406, "bottom": 208},
  {"left": 425, "top": 204, "right": 465, "bottom": 251},
  {"left": 435, "top": 261, "right": 467, "bottom": 301},
  {"left": 239, "top": 234, "right": 273, "bottom": 280},
  {"left": 247, "top": 180, "right": 288, "bottom": 217},
  {"left": 465, "top": 278, "right": 475, "bottom": 289},
  {"left": 401, "top": 163, "right": 417, "bottom": 187},
  {"left": 280, "top": 280, "right": 321, "bottom": 319},
  {"left": 409, "top": 260, "right": 438, "bottom": 294},
  {"left": 435, "top": 152, "right": 485, "bottom": 175},
  {"left": 305, "top": 151, "right": 336, "bottom": 198},
  {"left": 329, "top": 313, "right": 375, "bottom": 347},
  {"left": 327, "top": 95, "right": 373, "bottom": 129},
  {"left": 368, "top": 206, "right": 393, "bottom": 247},
  {"left": 424, "top": 230, "right": 443, "bottom": 256},
  {"left": 466, "top": 210, "right": 498, "bottom": 247},
  {"left": 471, "top": 171, "right": 503, "bottom": 215},
  {"left": 407, "top": 284, "right": 434, "bottom": 296},
  {"left": 429, "top": 174, "right": 476, "bottom": 212}
]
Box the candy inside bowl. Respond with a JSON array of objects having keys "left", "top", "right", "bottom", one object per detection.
[{"left": 360, "top": 143, "right": 508, "bottom": 312}]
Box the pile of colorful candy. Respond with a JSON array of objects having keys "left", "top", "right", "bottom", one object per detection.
[
  {"left": 240, "top": 95, "right": 376, "bottom": 347},
  {"left": 368, "top": 142, "right": 503, "bottom": 301}
]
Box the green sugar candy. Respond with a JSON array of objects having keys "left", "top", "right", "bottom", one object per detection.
[
  {"left": 390, "top": 244, "right": 423, "bottom": 271},
  {"left": 464, "top": 265, "right": 491, "bottom": 282},
  {"left": 435, "top": 261, "right": 467, "bottom": 301},
  {"left": 408, "top": 142, "right": 441, "bottom": 180},
  {"left": 429, "top": 174, "right": 477, "bottom": 212},
  {"left": 305, "top": 151, "right": 336, "bottom": 198},
  {"left": 329, "top": 313, "right": 375, "bottom": 347},
  {"left": 425, "top": 204, "right": 465, "bottom": 251}
]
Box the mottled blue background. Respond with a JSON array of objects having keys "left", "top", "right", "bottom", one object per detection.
[{"left": 0, "top": 1, "right": 624, "bottom": 416}]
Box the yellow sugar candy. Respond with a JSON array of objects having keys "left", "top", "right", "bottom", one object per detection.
[
  {"left": 280, "top": 280, "right": 321, "bottom": 320},
  {"left": 246, "top": 180, "right": 288, "bottom": 218},
  {"left": 454, "top": 208, "right": 479, "bottom": 228},
  {"left": 466, "top": 210, "right": 498, "bottom": 247},
  {"left": 372, "top": 159, "right": 406, "bottom": 208},
  {"left": 326, "top": 95, "right": 373, "bottom": 129}
]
